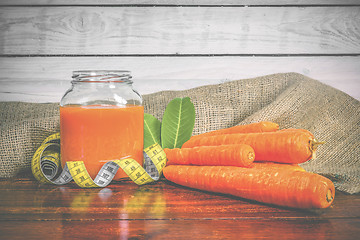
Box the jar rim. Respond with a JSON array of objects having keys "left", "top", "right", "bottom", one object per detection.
[{"left": 72, "top": 70, "right": 132, "bottom": 83}]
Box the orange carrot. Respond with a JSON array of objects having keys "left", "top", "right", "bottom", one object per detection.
[
  {"left": 191, "top": 121, "right": 279, "bottom": 139},
  {"left": 254, "top": 161, "right": 306, "bottom": 172},
  {"left": 277, "top": 128, "right": 325, "bottom": 159},
  {"left": 164, "top": 144, "right": 255, "bottom": 167},
  {"left": 182, "top": 129, "right": 321, "bottom": 164},
  {"left": 163, "top": 164, "right": 335, "bottom": 209},
  {"left": 279, "top": 128, "right": 315, "bottom": 137}
]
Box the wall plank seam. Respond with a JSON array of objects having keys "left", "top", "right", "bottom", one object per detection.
[
  {"left": 1, "top": 4, "right": 360, "bottom": 7},
  {"left": 2, "top": 54, "right": 360, "bottom": 57}
]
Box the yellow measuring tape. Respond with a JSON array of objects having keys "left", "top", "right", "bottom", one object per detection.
[{"left": 32, "top": 133, "right": 167, "bottom": 188}]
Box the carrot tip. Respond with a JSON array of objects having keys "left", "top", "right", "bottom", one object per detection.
[
  {"left": 310, "top": 139, "right": 325, "bottom": 160},
  {"left": 311, "top": 140, "right": 325, "bottom": 150},
  {"left": 248, "top": 152, "right": 255, "bottom": 161},
  {"left": 326, "top": 189, "right": 334, "bottom": 203}
]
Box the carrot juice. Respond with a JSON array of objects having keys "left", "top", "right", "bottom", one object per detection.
[{"left": 60, "top": 104, "right": 144, "bottom": 180}]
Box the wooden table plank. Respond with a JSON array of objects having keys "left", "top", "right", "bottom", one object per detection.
[
  {"left": 1, "top": 178, "right": 359, "bottom": 220},
  {"left": 0, "top": 219, "right": 359, "bottom": 240},
  {"left": 0, "top": 178, "right": 359, "bottom": 239}
]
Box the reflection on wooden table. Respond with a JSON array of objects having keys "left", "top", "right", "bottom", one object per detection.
[{"left": 0, "top": 178, "right": 359, "bottom": 239}]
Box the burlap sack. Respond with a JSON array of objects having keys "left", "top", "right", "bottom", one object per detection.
[{"left": 1, "top": 73, "right": 359, "bottom": 194}]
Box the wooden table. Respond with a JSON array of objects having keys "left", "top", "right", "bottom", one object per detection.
[{"left": 0, "top": 178, "right": 359, "bottom": 239}]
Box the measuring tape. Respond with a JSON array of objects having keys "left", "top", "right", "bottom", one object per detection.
[{"left": 32, "top": 133, "right": 167, "bottom": 188}]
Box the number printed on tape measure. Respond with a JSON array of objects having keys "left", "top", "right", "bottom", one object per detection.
[{"left": 31, "top": 133, "right": 167, "bottom": 188}]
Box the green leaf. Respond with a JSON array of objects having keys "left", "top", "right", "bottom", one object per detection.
[
  {"left": 144, "top": 113, "right": 161, "bottom": 149},
  {"left": 161, "top": 97, "right": 195, "bottom": 149}
]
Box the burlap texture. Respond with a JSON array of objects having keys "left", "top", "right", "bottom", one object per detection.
[{"left": 0, "top": 73, "right": 359, "bottom": 194}]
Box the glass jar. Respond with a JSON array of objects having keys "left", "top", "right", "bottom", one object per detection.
[{"left": 60, "top": 70, "right": 143, "bottom": 180}]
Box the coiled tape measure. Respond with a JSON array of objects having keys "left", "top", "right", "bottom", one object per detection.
[{"left": 32, "top": 133, "right": 167, "bottom": 188}]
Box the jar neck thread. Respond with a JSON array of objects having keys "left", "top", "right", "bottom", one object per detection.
[{"left": 72, "top": 70, "right": 132, "bottom": 84}]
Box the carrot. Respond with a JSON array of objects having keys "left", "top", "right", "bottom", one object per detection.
[
  {"left": 191, "top": 121, "right": 279, "bottom": 139},
  {"left": 253, "top": 161, "right": 306, "bottom": 172},
  {"left": 164, "top": 144, "right": 255, "bottom": 167},
  {"left": 182, "top": 129, "right": 322, "bottom": 164},
  {"left": 278, "top": 128, "right": 325, "bottom": 159},
  {"left": 163, "top": 164, "right": 335, "bottom": 209},
  {"left": 279, "top": 128, "right": 314, "bottom": 137}
]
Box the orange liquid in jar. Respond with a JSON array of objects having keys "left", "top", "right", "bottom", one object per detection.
[{"left": 60, "top": 104, "right": 144, "bottom": 180}]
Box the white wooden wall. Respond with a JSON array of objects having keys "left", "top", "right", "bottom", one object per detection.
[{"left": 0, "top": 0, "right": 359, "bottom": 102}]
